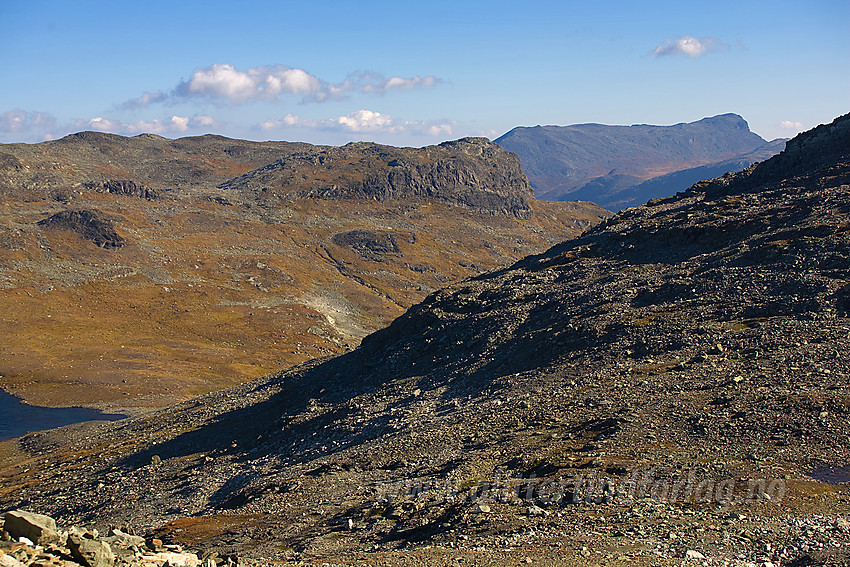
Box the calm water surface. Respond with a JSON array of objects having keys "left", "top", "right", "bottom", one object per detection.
[
  {"left": 0, "top": 389, "right": 125, "bottom": 442},
  {"left": 807, "top": 464, "right": 850, "bottom": 485}
]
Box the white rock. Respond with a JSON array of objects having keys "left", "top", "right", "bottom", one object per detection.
[
  {"left": 0, "top": 553, "right": 26, "bottom": 567},
  {"left": 146, "top": 551, "right": 201, "bottom": 567}
]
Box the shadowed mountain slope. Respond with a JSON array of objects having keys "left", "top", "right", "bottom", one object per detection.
[
  {"left": 567, "top": 138, "right": 787, "bottom": 211},
  {"left": 1, "top": 114, "right": 848, "bottom": 565}
]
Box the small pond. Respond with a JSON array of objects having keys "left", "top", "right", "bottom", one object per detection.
[
  {"left": 0, "top": 389, "right": 125, "bottom": 442},
  {"left": 807, "top": 464, "right": 850, "bottom": 485}
]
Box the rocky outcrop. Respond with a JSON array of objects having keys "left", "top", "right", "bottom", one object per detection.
[
  {"left": 2, "top": 511, "right": 61, "bottom": 547},
  {"left": 332, "top": 229, "right": 406, "bottom": 261},
  {"left": 219, "top": 137, "right": 535, "bottom": 216},
  {"left": 36, "top": 209, "right": 125, "bottom": 248},
  {"left": 67, "top": 533, "right": 115, "bottom": 567},
  {"left": 0, "top": 510, "right": 205, "bottom": 567},
  {"left": 82, "top": 180, "right": 159, "bottom": 200},
  {"left": 0, "top": 153, "right": 24, "bottom": 172}
]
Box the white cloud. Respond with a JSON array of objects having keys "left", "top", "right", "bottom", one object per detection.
[
  {"left": 652, "top": 36, "right": 726, "bottom": 58},
  {"left": 258, "top": 110, "right": 454, "bottom": 138},
  {"left": 364, "top": 74, "right": 439, "bottom": 93},
  {"left": 192, "top": 115, "right": 216, "bottom": 127},
  {"left": 336, "top": 110, "right": 394, "bottom": 131},
  {"left": 426, "top": 123, "right": 455, "bottom": 137},
  {"left": 0, "top": 109, "right": 58, "bottom": 135},
  {"left": 121, "top": 91, "right": 169, "bottom": 110},
  {"left": 779, "top": 120, "right": 804, "bottom": 130},
  {"left": 79, "top": 114, "right": 219, "bottom": 136},
  {"left": 122, "top": 64, "right": 440, "bottom": 107},
  {"left": 170, "top": 116, "right": 190, "bottom": 131},
  {"left": 85, "top": 117, "right": 123, "bottom": 132},
  {"left": 175, "top": 63, "right": 325, "bottom": 103},
  {"left": 259, "top": 114, "right": 311, "bottom": 130}
]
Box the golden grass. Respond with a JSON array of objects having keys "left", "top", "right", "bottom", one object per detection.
[{"left": 0, "top": 194, "right": 594, "bottom": 408}]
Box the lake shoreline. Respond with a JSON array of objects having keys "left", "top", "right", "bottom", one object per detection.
[{"left": 0, "top": 388, "right": 127, "bottom": 443}]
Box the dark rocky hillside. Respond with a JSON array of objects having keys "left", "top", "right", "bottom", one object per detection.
[
  {"left": 220, "top": 137, "right": 534, "bottom": 217},
  {"left": 496, "top": 114, "right": 785, "bottom": 209},
  {"left": 36, "top": 209, "right": 126, "bottom": 249},
  {"left": 1, "top": 114, "right": 848, "bottom": 566},
  {"left": 0, "top": 133, "right": 608, "bottom": 410}
]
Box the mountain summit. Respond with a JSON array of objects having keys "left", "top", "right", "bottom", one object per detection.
[
  {"left": 219, "top": 137, "right": 534, "bottom": 217},
  {"left": 495, "top": 113, "right": 785, "bottom": 210}
]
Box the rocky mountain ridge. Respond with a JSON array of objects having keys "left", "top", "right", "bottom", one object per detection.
[
  {"left": 1, "top": 114, "right": 848, "bottom": 565},
  {"left": 1, "top": 133, "right": 533, "bottom": 216},
  {"left": 0, "top": 132, "right": 307, "bottom": 198},
  {"left": 220, "top": 137, "right": 534, "bottom": 217}
]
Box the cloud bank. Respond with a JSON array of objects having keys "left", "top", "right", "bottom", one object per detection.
[
  {"left": 652, "top": 36, "right": 726, "bottom": 58},
  {"left": 80, "top": 115, "right": 218, "bottom": 135},
  {"left": 0, "top": 109, "right": 59, "bottom": 137},
  {"left": 779, "top": 120, "right": 805, "bottom": 130},
  {"left": 0, "top": 106, "right": 455, "bottom": 144},
  {"left": 259, "top": 109, "right": 454, "bottom": 137},
  {"left": 123, "top": 64, "right": 441, "bottom": 108}
]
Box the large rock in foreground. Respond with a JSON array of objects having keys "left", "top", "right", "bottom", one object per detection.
[{"left": 2, "top": 510, "right": 61, "bottom": 546}]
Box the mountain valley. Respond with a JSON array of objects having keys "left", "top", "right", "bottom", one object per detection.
[
  {"left": 1, "top": 114, "right": 849, "bottom": 565},
  {"left": 0, "top": 134, "right": 607, "bottom": 410}
]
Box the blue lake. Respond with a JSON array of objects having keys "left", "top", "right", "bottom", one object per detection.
[{"left": 0, "top": 389, "right": 126, "bottom": 442}]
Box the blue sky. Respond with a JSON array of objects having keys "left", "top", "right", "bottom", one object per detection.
[{"left": 1, "top": 0, "right": 847, "bottom": 146}]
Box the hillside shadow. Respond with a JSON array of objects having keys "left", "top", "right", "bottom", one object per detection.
[{"left": 116, "top": 353, "right": 396, "bottom": 472}]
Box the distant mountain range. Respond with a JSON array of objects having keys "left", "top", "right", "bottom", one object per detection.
[{"left": 496, "top": 113, "right": 787, "bottom": 210}]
